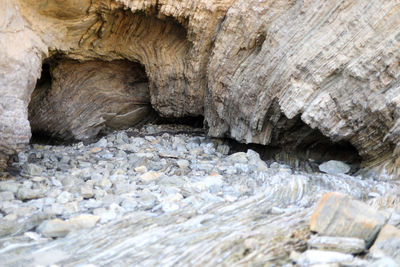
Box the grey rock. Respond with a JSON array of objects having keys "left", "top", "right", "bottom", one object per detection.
[
  {"left": 56, "top": 191, "right": 73, "bottom": 204},
  {"left": 16, "top": 188, "right": 45, "bottom": 201},
  {"left": 80, "top": 184, "right": 94, "bottom": 199},
  {"left": 307, "top": 236, "right": 366, "bottom": 254},
  {"left": 0, "top": 191, "right": 15, "bottom": 201},
  {"left": 22, "top": 163, "right": 43, "bottom": 176},
  {"left": 319, "top": 160, "right": 351, "bottom": 175},
  {"left": 294, "top": 250, "right": 354, "bottom": 266},
  {"left": 0, "top": 181, "right": 20, "bottom": 194}
]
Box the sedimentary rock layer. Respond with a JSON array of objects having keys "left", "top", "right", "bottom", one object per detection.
[{"left": 1, "top": 0, "right": 400, "bottom": 179}]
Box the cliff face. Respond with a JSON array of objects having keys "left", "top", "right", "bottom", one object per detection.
[{"left": 1, "top": 0, "right": 400, "bottom": 179}]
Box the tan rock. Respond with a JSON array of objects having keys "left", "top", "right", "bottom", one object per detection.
[
  {"left": 310, "top": 192, "right": 387, "bottom": 245},
  {"left": 139, "top": 171, "right": 162, "bottom": 184}
]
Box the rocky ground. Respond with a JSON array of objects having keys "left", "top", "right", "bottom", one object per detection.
[{"left": 0, "top": 124, "right": 399, "bottom": 266}]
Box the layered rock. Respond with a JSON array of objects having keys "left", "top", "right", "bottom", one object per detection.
[{"left": 1, "top": 0, "right": 400, "bottom": 179}]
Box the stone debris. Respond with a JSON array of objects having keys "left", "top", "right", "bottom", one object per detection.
[
  {"left": 310, "top": 192, "right": 387, "bottom": 245},
  {"left": 0, "top": 124, "right": 398, "bottom": 265}
]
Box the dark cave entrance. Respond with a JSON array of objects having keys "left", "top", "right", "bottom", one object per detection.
[
  {"left": 28, "top": 57, "right": 157, "bottom": 145},
  {"left": 28, "top": 59, "right": 360, "bottom": 174},
  {"left": 226, "top": 114, "right": 361, "bottom": 173}
]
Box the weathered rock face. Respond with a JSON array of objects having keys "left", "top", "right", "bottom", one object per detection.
[
  {"left": 29, "top": 59, "right": 151, "bottom": 142},
  {"left": 2, "top": 0, "right": 400, "bottom": 179}
]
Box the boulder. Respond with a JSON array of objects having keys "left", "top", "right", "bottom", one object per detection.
[{"left": 310, "top": 192, "right": 387, "bottom": 246}]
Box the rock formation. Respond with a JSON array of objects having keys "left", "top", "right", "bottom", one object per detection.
[{"left": 1, "top": 0, "right": 400, "bottom": 179}]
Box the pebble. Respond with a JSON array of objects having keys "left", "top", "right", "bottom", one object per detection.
[{"left": 80, "top": 184, "right": 94, "bottom": 199}]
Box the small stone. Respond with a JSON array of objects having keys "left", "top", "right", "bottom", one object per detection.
[
  {"left": 310, "top": 192, "right": 386, "bottom": 245},
  {"left": 370, "top": 224, "right": 400, "bottom": 261},
  {"left": 139, "top": 171, "right": 162, "bottom": 184},
  {"left": 56, "top": 191, "right": 73, "bottom": 204},
  {"left": 68, "top": 214, "right": 100, "bottom": 228},
  {"left": 97, "top": 177, "right": 112, "bottom": 190},
  {"left": 90, "top": 147, "right": 102, "bottom": 153},
  {"left": 0, "top": 191, "right": 14, "bottom": 201},
  {"left": 226, "top": 152, "right": 248, "bottom": 164},
  {"left": 16, "top": 188, "right": 45, "bottom": 200},
  {"left": 176, "top": 159, "right": 190, "bottom": 169},
  {"left": 121, "top": 198, "right": 138, "bottom": 211},
  {"left": 307, "top": 236, "right": 366, "bottom": 254},
  {"left": 134, "top": 165, "right": 147, "bottom": 174},
  {"left": 80, "top": 184, "right": 94, "bottom": 199},
  {"left": 94, "top": 138, "right": 107, "bottom": 148},
  {"left": 37, "top": 219, "right": 72, "bottom": 238},
  {"left": 22, "top": 163, "right": 43, "bottom": 176},
  {"left": 0, "top": 181, "right": 20, "bottom": 193},
  {"left": 294, "top": 250, "right": 353, "bottom": 266},
  {"left": 319, "top": 160, "right": 351, "bottom": 175}
]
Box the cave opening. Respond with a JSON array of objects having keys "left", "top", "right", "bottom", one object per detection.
[
  {"left": 28, "top": 57, "right": 204, "bottom": 146},
  {"left": 28, "top": 58, "right": 360, "bottom": 175},
  {"left": 225, "top": 114, "right": 361, "bottom": 174},
  {"left": 28, "top": 56, "right": 158, "bottom": 145}
]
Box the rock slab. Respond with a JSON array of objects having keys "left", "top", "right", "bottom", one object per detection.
[
  {"left": 307, "top": 236, "right": 366, "bottom": 254},
  {"left": 310, "top": 192, "right": 387, "bottom": 245}
]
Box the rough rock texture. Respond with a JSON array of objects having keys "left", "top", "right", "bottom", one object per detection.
[
  {"left": 29, "top": 59, "right": 151, "bottom": 141},
  {"left": 2, "top": 0, "right": 400, "bottom": 178}
]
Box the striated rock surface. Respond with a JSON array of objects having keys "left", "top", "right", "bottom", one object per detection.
[{"left": 1, "top": 0, "right": 400, "bottom": 179}]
